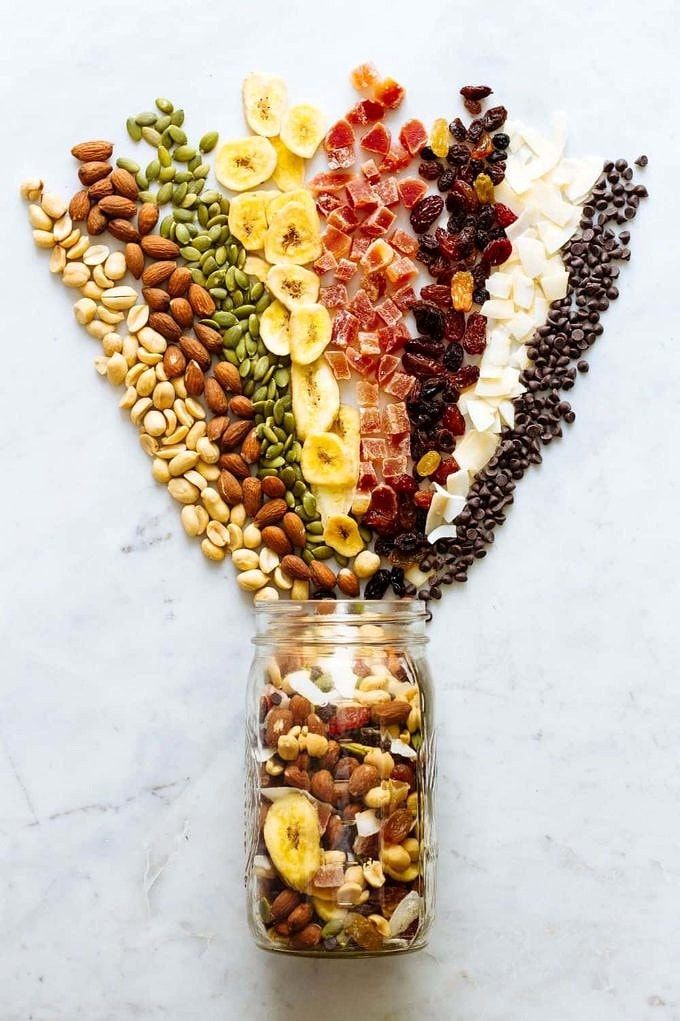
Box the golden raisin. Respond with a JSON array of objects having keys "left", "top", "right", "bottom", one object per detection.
[
  {"left": 416, "top": 451, "right": 441, "bottom": 477},
  {"left": 430, "top": 118, "right": 449, "bottom": 158},
  {"left": 474, "top": 173, "right": 494, "bottom": 204},
  {"left": 450, "top": 270, "right": 474, "bottom": 312}
]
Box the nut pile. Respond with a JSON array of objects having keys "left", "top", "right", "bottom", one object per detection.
[{"left": 250, "top": 631, "right": 428, "bottom": 953}]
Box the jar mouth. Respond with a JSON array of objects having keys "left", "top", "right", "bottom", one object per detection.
[{"left": 252, "top": 599, "right": 428, "bottom": 645}]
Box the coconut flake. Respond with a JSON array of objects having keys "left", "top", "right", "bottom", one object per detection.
[
  {"left": 389, "top": 890, "right": 423, "bottom": 936},
  {"left": 287, "top": 669, "right": 329, "bottom": 707},
  {"left": 257, "top": 745, "right": 277, "bottom": 763},
  {"left": 427, "top": 523, "right": 458, "bottom": 545},
  {"left": 390, "top": 738, "right": 417, "bottom": 760},
  {"left": 355, "top": 809, "right": 381, "bottom": 837}
]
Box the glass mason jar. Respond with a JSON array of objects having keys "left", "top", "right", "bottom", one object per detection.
[{"left": 245, "top": 600, "right": 436, "bottom": 957}]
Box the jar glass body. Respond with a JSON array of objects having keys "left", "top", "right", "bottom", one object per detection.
[{"left": 245, "top": 600, "right": 436, "bottom": 957}]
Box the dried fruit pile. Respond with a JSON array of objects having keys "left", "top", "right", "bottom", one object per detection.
[{"left": 21, "top": 67, "right": 647, "bottom": 608}]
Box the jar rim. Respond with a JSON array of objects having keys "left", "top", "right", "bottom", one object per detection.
[{"left": 252, "top": 599, "right": 429, "bottom": 645}]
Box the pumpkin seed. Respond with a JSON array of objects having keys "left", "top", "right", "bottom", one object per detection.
[
  {"left": 117, "top": 156, "right": 140, "bottom": 173},
  {"left": 275, "top": 367, "right": 290, "bottom": 389},
  {"left": 172, "top": 182, "right": 188, "bottom": 205},
  {"left": 243, "top": 379, "right": 255, "bottom": 397},
  {"left": 146, "top": 160, "right": 160, "bottom": 182},
  {"left": 156, "top": 182, "right": 173, "bottom": 204},
  {"left": 155, "top": 114, "right": 171, "bottom": 134},
  {"left": 126, "top": 118, "right": 142, "bottom": 142},
  {"left": 142, "top": 126, "right": 162, "bottom": 147},
  {"left": 159, "top": 215, "right": 173, "bottom": 238},
  {"left": 180, "top": 246, "right": 201, "bottom": 261},
  {"left": 306, "top": 521, "right": 324, "bottom": 536},
  {"left": 284, "top": 491, "right": 296, "bottom": 508},
  {"left": 223, "top": 349, "right": 239, "bottom": 366},
  {"left": 256, "top": 294, "right": 271, "bottom": 314},
  {"left": 248, "top": 313, "right": 260, "bottom": 338},
  {"left": 173, "top": 207, "right": 194, "bottom": 223},
  {"left": 239, "top": 358, "right": 251, "bottom": 379},
  {"left": 311, "top": 545, "right": 334, "bottom": 560},
  {"left": 303, "top": 493, "right": 318, "bottom": 518},
  {"left": 199, "top": 130, "right": 219, "bottom": 153},
  {"left": 159, "top": 165, "right": 176, "bottom": 183},
  {"left": 175, "top": 223, "right": 191, "bottom": 245},
  {"left": 235, "top": 304, "right": 256, "bottom": 319},
  {"left": 135, "top": 171, "right": 149, "bottom": 189},
  {"left": 193, "top": 163, "right": 211, "bottom": 179},
  {"left": 168, "top": 125, "right": 187, "bottom": 145},
  {"left": 155, "top": 97, "right": 174, "bottom": 114},
  {"left": 280, "top": 467, "right": 297, "bottom": 489},
  {"left": 138, "top": 190, "right": 156, "bottom": 204},
  {"left": 358, "top": 526, "right": 372, "bottom": 544},
  {"left": 171, "top": 109, "right": 185, "bottom": 126},
  {"left": 174, "top": 145, "right": 196, "bottom": 163},
  {"left": 135, "top": 111, "right": 157, "bottom": 127}
]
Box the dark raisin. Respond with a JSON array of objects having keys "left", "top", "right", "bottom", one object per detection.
[
  {"left": 469, "top": 159, "right": 484, "bottom": 177},
  {"left": 411, "top": 301, "right": 446, "bottom": 339},
  {"left": 418, "top": 160, "right": 443, "bottom": 181},
  {"left": 311, "top": 589, "right": 336, "bottom": 600},
  {"left": 443, "top": 341, "right": 464, "bottom": 371},
  {"left": 374, "top": 535, "right": 395, "bottom": 556},
  {"left": 482, "top": 237, "right": 512, "bottom": 266},
  {"left": 447, "top": 144, "right": 470, "bottom": 166},
  {"left": 420, "top": 283, "right": 451, "bottom": 307},
  {"left": 451, "top": 364, "right": 480, "bottom": 389},
  {"left": 462, "top": 312, "right": 487, "bottom": 355},
  {"left": 467, "top": 120, "right": 484, "bottom": 143},
  {"left": 460, "top": 85, "right": 493, "bottom": 101},
  {"left": 394, "top": 531, "right": 421, "bottom": 554},
  {"left": 464, "top": 98, "right": 482, "bottom": 115},
  {"left": 419, "top": 145, "right": 436, "bottom": 161},
  {"left": 473, "top": 287, "right": 489, "bottom": 305},
  {"left": 390, "top": 567, "right": 407, "bottom": 597},
  {"left": 487, "top": 163, "right": 506, "bottom": 185},
  {"left": 492, "top": 132, "right": 510, "bottom": 150},
  {"left": 419, "top": 232, "right": 440, "bottom": 253},
  {"left": 483, "top": 106, "right": 507, "bottom": 131},
  {"left": 486, "top": 149, "right": 507, "bottom": 164},
  {"left": 444, "top": 311, "right": 465, "bottom": 342},
  {"left": 437, "top": 168, "right": 456, "bottom": 192},
  {"left": 409, "top": 195, "right": 445, "bottom": 234},
  {"left": 435, "top": 428, "right": 456, "bottom": 452},
  {"left": 402, "top": 351, "right": 445, "bottom": 377},
  {"left": 475, "top": 229, "right": 490, "bottom": 251},
  {"left": 404, "top": 338, "right": 445, "bottom": 360},
  {"left": 364, "top": 569, "right": 392, "bottom": 600},
  {"left": 477, "top": 205, "right": 495, "bottom": 229},
  {"left": 449, "top": 118, "right": 467, "bottom": 141}
]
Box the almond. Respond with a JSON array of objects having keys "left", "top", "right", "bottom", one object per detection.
[
  {"left": 242, "top": 476, "right": 262, "bottom": 517},
  {"left": 141, "top": 235, "right": 180, "bottom": 259},
  {"left": 169, "top": 297, "right": 194, "bottom": 328},
  {"left": 347, "top": 763, "right": 380, "bottom": 798},
  {"left": 68, "top": 189, "right": 91, "bottom": 222},
  {"left": 337, "top": 568, "right": 360, "bottom": 597},
  {"left": 254, "top": 499, "right": 288, "bottom": 527},
  {"left": 88, "top": 177, "right": 114, "bottom": 200},
  {"left": 220, "top": 453, "right": 250, "bottom": 480},
  {"left": 142, "top": 287, "right": 171, "bottom": 311},
  {"left": 306, "top": 713, "right": 327, "bottom": 736},
  {"left": 108, "top": 219, "right": 140, "bottom": 243},
  {"left": 142, "top": 261, "right": 176, "bottom": 287},
  {"left": 217, "top": 470, "right": 243, "bottom": 506},
  {"left": 87, "top": 205, "right": 107, "bottom": 236},
  {"left": 290, "top": 924, "right": 322, "bottom": 950},
  {"left": 282, "top": 512, "right": 306, "bottom": 549},
  {"left": 167, "top": 267, "right": 192, "bottom": 297},
  {"left": 204, "top": 378, "right": 229, "bottom": 415},
  {"left": 193, "top": 322, "right": 222, "bottom": 352},
  {"left": 280, "top": 555, "right": 311, "bottom": 581},
  {"left": 289, "top": 694, "right": 312, "bottom": 725},
  {"left": 240, "top": 427, "right": 261, "bottom": 464},
  {"left": 261, "top": 526, "right": 292, "bottom": 556},
  {"left": 310, "top": 560, "right": 336, "bottom": 591},
  {"left": 78, "top": 161, "right": 111, "bottom": 185},
  {"left": 283, "top": 765, "right": 310, "bottom": 792},
  {"left": 286, "top": 902, "right": 314, "bottom": 931},
  {"left": 261, "top": 476, "right": 286, "bottom": 499},
  {"left": 178, "top": 334, "right": 210, "bottom": 370},
  {"left": 99, "top": 194, "right": 137, "bottom": 219},
  {"left": 270, "top": 888, "right": 301, "bottom": 922},
  {"left": 124, "top": 242, "right": 145, "bottom": 278},
  {"left": 148, "top": 311, "right": 181, "bottom": 342},
  {"left": 310, "top": 769, "right": 335, "bottom": 803},
  {"left": 371, "top": 700, "right": 411, "bottom": 725},
  {"left": 137, "top": 203, "right": 159, "bottom": 237},
  {"left": 71, "top": 140, "right": 113, "bottom": 162},
  {"left": 220, "top": 419, "right": 252, "bottom": 450},
  {"left": 264, "top": 706, "right": 293, "bottom": 746},
  {"left": 228, "top": 395, "right": 254, "bottom": 418},
  {"left": 187, "top": 283, "right": 216, "bottom": 317},
  {"left": 162, "top": 345, "right": 186, "bottom": 379},
  {"left": 110, "top": 168, "right": 138, "bottom": 201},
  {"left": 184, "top": 359, "right": 205, "bottom": 396},
  {"left": 208, "top": 417, "right": 228, "bottom": 442},
  {"left": 213, "top": 361, "right": 242, "bottom": 394}
]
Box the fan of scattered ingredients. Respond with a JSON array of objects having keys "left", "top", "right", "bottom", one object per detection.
[{"left": 21, "top": 65, "right": 647, "bottom": 607}]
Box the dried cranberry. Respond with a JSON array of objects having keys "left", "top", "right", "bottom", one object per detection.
[
  {"left": 444, "top": 311, "right": 465, "bottom": 342},
  {"left": 369, "top": 484, "right": 398, "bottom": 519},
  {"left": 482, "top": 237, "right": 512, "bottom": 266},
  {"left": 390, "top": 567, "right": 406, "bottom": 597},
  {"left": 418, "top": 160, "right": 443, "bottom": 181},
  {"left": 492, "top": 132, "right": 510, "bottom": 150},
  {"left": 449, "top": 118, "right": 467, "bottom": 141},
  {"left": 363, "top": 510, "right": 397, "bottom": 535},
  {"left": 390, "top": 473, "right": 418, "bottom": 496},
  {"left": 413, "top": 490, "right": 433, "bottom": 510},
  {"left": 483, "top": 106, "right": 507, "bottom": 131},
  {"left": 460, "top": 85, "right": 493, "bottom": 101},
  {"left": 411, "top": 301, "right": 446, "bottom": 339},
  {"left": 451, "top": 364, "right": 480, "bottom": 389},
  {"left": 409, "top": 195, "right": 445, "bottom": 234},
  {"left": 364, "top": 569, "right": 392, "bottom": 600},
  {"left": 493, "top": 202, "right": 517, "bottom": 227},
  {"left": 432, "top": 456, "right": 460, "bottom": 485},
  {"left": 396, "top": 495, "right": 418, "bottom": 531},
  {"left": 462, "top": 312, "right": 487, "bottom": 354},
  {"left": 442, "top": 404, "right": 466, "bottom": 435},
  {"left": 420, "top": 283, "right": 451, "bottom": 308},
  {"left": 443, "top": 340, "right": 464, "bottom": 371},
  {"left": 402, "top": 351, "right": 444, "bottom": 378},
  {"left": 329, "top": 706, "right": 371, "bottom": 735}
]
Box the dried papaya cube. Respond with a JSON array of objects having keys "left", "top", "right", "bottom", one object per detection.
[
  {"left": 399, "top": 119, "right": 428, "bottom": 156},
  {"left": 385, "top": 255, "right": 418, "bottom": 287},
  {"left": 361, "top": 159, "right": 381, "bottom": 183},
  {"left": 323, "top": 225, "right": 353, "bottom": 259},
  {"left": 349, "top": 288, "right": 379, "bottom": 329},
  {"left": 358, "top": 460, "right": 379, "bottom": 489},
  {"left": 389, "top": 228, "right": 419, "bottom": 256},
  {"left": 346, "top": 346, "right": 377, "bottom": 378},
  {"left": 327, "top": 147, "right": 355, "bottom": 171},
  {"left": 324, "top": 349, "right": 351, "bottom": 380},
  {"left": 375, "top": 297, "right": 402, "bottom": 327},
  {"left": 334, "top": 258, "right": 358, "bottom": 284},
  {"left": 345, "top": 176, "right": 379, "bottom": 211},
  {"left": 346, "top": 99, "right": 385, "bottom": 126},
  {"left": 389, "top": 434, "right": 411, "bottom": 455},
  {"left": 360, "top": 407, "right": 383, "bottom": 434},
  {"left": 357, "top": 380, "right": 379, "bottom": 406},
  {"left": 383, "top": 455, "right": 409, "bottom": 478},
  {"left": 313, "top": 250, "right": 338, "bottom": 276},
  {"left": 351, "top": 63, "right": 380, "bottom": 91},
  {"left": 376, "top": 326, "right": 404, "bottom": 353},
  {"left": 350, "top": 235, "right": 371, "bottom": 261},
  {"left": 327, "top": 204, "right": 359, "bottom": 233},
  {"left": 372, "top": 176, "right": 400, "bottom": 207},
  {"left": 393, "top": 321, "right": 412, "bottom": 342},
  {"left": 384, "top": 371, "right": 415, "bottom": 398},
  {"left": 360, "top": 238, "right": 394, "bottom": 274},
  {"left": 378, "top": 353, "right": 400, "bottom": 382},
  {"left": 430, "top": 117, "right": 449, "bottom": 158},
  {"left": 308, "top": 170, "right": 354, "bottom": 193},
  {"left": 360, "top": 206, "right": 396, "bottom": 238},
  {"left": 397, "top": 177, "right": 428, "bottom": 209},
  {"left": 320, "top": 283, "right": 349, "bottom": 309},
  {"left": 380, "top": 145, "right": 411, "bottom": 173},
  {"left": 360, "top": 122, "right": 391, "bottom": 157},
  {"left": 360, "top": 270, "right": 387, "bottom": 303},
  {"left": 361, "top": 437, "right": 388, "bottom": 462},
  {"left": 373, "top": 76, "right": 405, "bottom": 110},
  {"left": 326, "top": 119, "right": 356, "bottom": 151},
  {"left": 331, "top": 309, "right": 359, "bottom": 347},
  {"left": 391, "top": 284, "right": 418, "bottom": 311},
  {"left": 385, "top": 401, "right": 409, "bottom": 434},
  {"left": 316, "top": 192, "right": 344, "bottom": 217},
  {"left": 359, "top": 331, "right": 381, "bottom": 356}
]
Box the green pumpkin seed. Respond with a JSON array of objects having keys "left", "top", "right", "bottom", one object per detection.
[
  {"left": 156, "top": 182, "right": 174, "bottom": 205},
  {"left": 229, "top": 243, "right": 239, "bottom": 265},
  {"left": 159, "top": 215, "right": 173, "bottom": 238},
  {"left": 146, "top": 159, "right": 160, "bottom": 182},
  {"left": 157, "top": 145, "right": 172, "bottom": 167},
  {"left": 256, "top": 293, "right": 271, "bottom": 314},
  {"left": 275, "top": 367, "right": 290, "bottom": 389},
  {"left": 293, "top": 480, "right": 306, "bottom": 498},
  {"left": 175, "top": 223, "right": 191, "bottom": 245},
  {"left": 126, "top": 118, "right": 142, "bottom": 142},
  {"left": 284, "top": 491, "right": 296, "bottom": 508},
  {"left": 173, "top": 145, "right": 196, "bottom": 163},
  {"left": 306, "top": 521, "right": 324, "bottom": 536},
  {"left": 237, "top": 249, "right": 246, "bottom": 269},
  {"left": 223, "top": 349, "right": 239, "bottom": 366},
  {"left": 283, "top": 412, "right": 296, "bottom": 434},
  {"left": 138, "top": 190, "right": 156, "bottom": 204},
  {"left": 264, "top": 442, "right": 282, "bottom": 459},
  {"left": 141, "top": 126, "right": 162, "bottom": 147},
  {"left": 335, "top": 554, "right": 349, "bottom": 568},
  {"left": 248, "top": 313, "right": 260, "bottom": 338},
  {"left": 190, "top": 268, "right": 206, "bottom": 285},
  {"left": 288, "top": 441, "right": 301, "bottom": 464},
  {"left": 245, "top": 336, "right": 258, "bottom": 358},
  {"left": 358, "top": 526, "right": 372, "bottom": 544},
  {"left": 235, "top": 304, "right": 256, "bottom": 319},
  {"left": 303, "top": 493, "right": 318, "bottom": 518},
  {"left": 173, "top": 207, "right": 194, "bottom": 223},
  {"left": 135, "top": 171, "right": 149, "bottom": 189},
  {"left": 234, "top": 268, "right": 249, "bottom": 290},
  {"left": 161, "top": 129, "right": 174, "bottom": 148},
  {"left": 199, "top": 131, "right": 219, "bottom": 153},
  {"left": 172, "top": 182, "right": 188, "bottom": 205},
  {"left": 168, "top": 125, "right": 187, "bottom": 145},
  {"left": 193, "top": 163, "right": 211, "bottom": 179},
  {"left": 117, "top": 156, "right": 140, "bottom": 173},
  {"left": 174, "top": 169, "right": 193, "bottom": 184},
  {"left": 180, "top": 194, "right": 198, "bottom": 209},
  {"left": 155, "top": 114, "right": 171, "bottom": 134},
  {"left": 188, "top": 154, "right": 201, "bottom": 172},
  {"left": 159, "top": 165, "right": 176, "bottom": 183},
  {"left": 135, "top": 111, "right": 157, "bottom": 127},
  {"left": 179, "top": 245, "right": 201, "bottom": 261},
  {"left": 249, "top": 282, "right": 265, "bottom": 302},
  {"left": 171, "top": 108, "right": 185, "bottom": 126},
  {"left": 311, "top": 544, "right": 334, "bottom": 560},
  {"left": 302, "top": 549, "right": 314, "bottom": 566},
  {"left": 155, "top": 97, "right": 174, "bottom": 114},
  {"left": 243, "top": 379, "right": 255, "bottom": 397},
  {"left": 239, "top": 358, "right": 252, "bottom": 379},
  {"left": 278, "top": 467, "right": 295, "bottom": 489}
]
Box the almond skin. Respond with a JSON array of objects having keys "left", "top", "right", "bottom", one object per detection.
[
  {"left": 140, "top": 235, "right": 180, "bottom": 259},
  {"left": 283, "top": 765, "right": 310, "bottom": 792},
  {"left": 148, "top": 312, "right": 181, "bottom": 342},
  {"left": 217, "top": 470, "right": 243, "bottom": 505},
  {"left": 282, "top": 512, "right": 306, "bottom": 549},
  {"left": 178, "top": 334, "right": 210, "bottom": 370},
  {"left": 142, "top": 287, "right": 171, "bottom": 311},
  {"left": 88, "top": 177, "right": 114, "bottom": 201},
  {"left": 289, "top": 694, "right": 312, "bottom": 725},
  {"left": 213, "top": 361, "right": 242, "bottom": 394},
  {"left": 220, "top": 453, "right": 250, "bottom": 480},
  {"left": 290, "top": 924, "right": 322, "bottom": 950},
  {"left": 261, "top": 476, "right": 286, "bottom": 499},
  {"left": 337, "top": 568, "right": 360, "bottom": 597},
  {"left": 264, "top": 706, "right": 293, "bottom": 746},
  {"left": 137, "top": 203, "right": 159, "bottom": 236},
  {"left": 220, "top": 419, "right": 252, "bottom": 450},
  {"left": 310, "top": 769, "right": 335, "bottom": 803},
  {"left": 110, "top": 168, "right": 138, "bottom": 200},
  {"left": 169, "top": 297, "right": 194, "bottom": 328},
  {"left": 261, "top": 526, "right": 292, "bottom": 556},
  {"left": 240, "top": 428, "right": 261, "bottom": 464},
  {"left": 270, "top": 888, "right": 301, "bottom": 922},
  {"left": 242, "top": 476, "right": 262, "bottom": 517},
  {"left": 193, "top": 322, "right": 223, "bottom": 352},
  {"left": 87, "top": 205, "right": 108, "bottom": 236},
  {"left": 162, "top": 345, "right": 186, "bottom": 379},
  {"left": 254, "top": 499, "right": 288, "bottom": 527},
  {"left": 187, "top": 283, "right": 216, "bottom": 317},
  {"left": 371, "top": 700, "right": 411, "bottom": 724},
  {"left": 184, "top": 360, "right": 205, "bottom": 396},
  {"left": 142, "top": 261, "right": 176, "bottom": 286},
  {"left": 347, "top": 763, "right": 380, "bottom": 798},
  {"left": 78, "top": 161, "right": 111, "bottom": 185},
  {"left": 204, "top": 378, "right": 229, "bottom": 415},
  {"left": 208, "top": 417, "right": 228, "bottom": 442},
  {"left": 68, "top": 189, "right": 91, "bottom": 222},
  {"left": 124, "top": 242, "right": 145, "bottom": 278},
  {"left": 71, "top": 140, "right": 113, "bottom": 162},
  {"left": 310, "top": 560, "right": 336, "bottom": 591},
  {"left": 228, "top": 395, "right": 254, "bottom": 418},
  {"left": 280, "top": 555, "right": 311, "bottom": 581},
  {"left": 287, "top": 902, "right": 314, "bottom": 931},
  {"left": 167, "top": 267, "right": 192, "bottom": 296},
  {"left": 99, "top": 194, "right": 137, "bottom": 219},
  {"left": 108, "top": 218, "right": 140, "bottom": 243}
]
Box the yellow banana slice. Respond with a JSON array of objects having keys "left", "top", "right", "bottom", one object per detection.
[
  {"left": 280, "top": 103, "right": 326, "bottom": 159},
  {"left": 301, "top": 433, "right": 357, "bottom": 488},
  {"left": 259, "top": 299, "right": 291, "bottom": 356},
  {"left": 215, "top": 136, "right": 277, "bottom": 192},
  {"left": 264, "top": 201, "right": 322, "bottom": 265},
  {"left": 263, "top": 791, "right": 323, "bottom": 892},
  {"left": 243, "top": 255, "right": 271, "bottom": 281},
  {"left": 271, "top": 136, "right": 306, "bottom": 191},
  {"left": 227, "top": 192, "right": 269, "bottom": 250},
  {"left": 323, "top": 514, "right": 364, "bottom": 557},
  {"left": 289, "top": 302, "right": 332, "bottom": 364},
  {"left": 291, "top": 359, "right": 340, "bottom": 441},
  {"left": 267, "top": 264, "right": 320, "bottom": 310},
  {"left": 242, "top": 73, "right": 287, "bottom": 137},
  {"left": 268, "top": 188, "right": 317, "bottom": 221}
]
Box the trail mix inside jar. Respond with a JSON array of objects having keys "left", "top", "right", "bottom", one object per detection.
[{"left": 247, "top": 604, "right": 432, "bottom": 955}]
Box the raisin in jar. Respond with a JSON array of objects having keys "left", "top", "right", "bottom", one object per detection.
[{"left": 245, "top": 600, "right": 436, "bottom": 956}]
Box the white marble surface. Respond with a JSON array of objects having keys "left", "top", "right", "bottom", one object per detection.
[{"left": 1, "top": 0, "right": 678, "bottom": 1017}]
